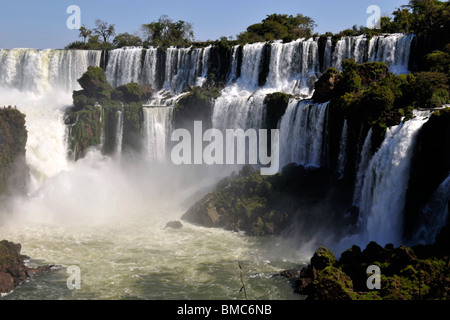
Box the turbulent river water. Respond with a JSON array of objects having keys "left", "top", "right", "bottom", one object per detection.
[{"left": 1, "top": 201, "right": 305, "bottom": 300}]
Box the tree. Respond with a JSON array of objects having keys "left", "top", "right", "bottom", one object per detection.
[
  {"left": 94, "top": 19, "right": 116, "bottom": 43},
  {"left": 141, "top": 15, "right": 194, "bottom": 46},
  {"left": 113, "top": 33, "right": 143, "bottom": 48},
  {"left": 79, "top": 25, "right": 92, "bottom": 44},
  {"left": 237, "top": 13, "right": 316, "bottom": 43}
]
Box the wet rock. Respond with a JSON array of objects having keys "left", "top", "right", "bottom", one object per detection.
[
  {"left": 165, "top": 220, "right": 183, "bottom": 229},
  {"left": 0, "top": 240, "right": 52, "bottom": 295}
]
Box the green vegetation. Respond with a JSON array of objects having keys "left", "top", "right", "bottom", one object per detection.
[
  {"left": 297, "top": 242, "right": 450, "bottom": 300},
  {"left": 237, "top": 13, "right": 316, "bottom": 43},
  {"left": 112, "top": 82, "right": 152, "bottom": 103},
  {"left": 113, "top": 32, "right": 143, "bottom": 48},
  {"left": 182, "top": 163, "right": 354, "bottom": 237},
  {"left": 314, "top": 57, "right": 449, "bottom": 176},
  {"left": 65, "top": 67, "right": 149, "bottom": 158},
  {"left": 141, "top": 15, "right": 194, "bottom": 47}
]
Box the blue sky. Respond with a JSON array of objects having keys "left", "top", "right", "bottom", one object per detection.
[{"left": 0, "top": 0, "right": 410, "bottom": 49}]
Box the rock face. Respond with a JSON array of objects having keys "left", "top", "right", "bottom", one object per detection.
[
  {"left": 292, "top": 242, "right": 450, "bottom": 300},
  {"left": 0, "top": 108, "right": 29, "bottom": 195},
  {"left": 404, "top": 107, "right": 450, "bottom": 239},
  {"left": 0, "top": 240, "right": 52, "bottom": 295}
]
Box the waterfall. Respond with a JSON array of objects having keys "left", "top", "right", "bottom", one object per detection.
[
  {"left": 228, "top": 45, "right": 240, "bottom": 83},
  {"left": 264, "top": 38, "right": 320, "bottom": 96},
  {"left": 143, "top": 106, "right": 173, "bottom": 162},
  {"left": 105, "top": 46, "right": 210, "bottom": 93},
  {"left": 212, "top": 90, "right": 266, "bottom": 132},
  {"left": 358, "top": 110, "right": 432, "bottom": 246},
  {"left": 368, "top": 33, "right": 414, "bottom": 74},
  {"left": 323, "top": 37, "right": 333, "bottom": 70},
  {"left": 195, "top": 45, "right": 211, "bottom": 87},
  {"left": 0, "top": 49, "right": 101, "bottom": 92},
  {"left": 332, "top": 35, "right": 367, "bottom": 69},
  {"left": 337, "top": 119, "right": 348, "bottom": 178},
  {"left": 413, "top": 173, "right": 450, "bottom": 244},
  {"left": 352, "top": 128, "right": 373, "bottom": 207},
  {"left": 116, "top": 108, "right": 124, "bottom": 155},
  {"left": 330, "top": 33, "right": 413, "bottom": 74},
  {"left": 0, "top": 49, "right": 101, "bottom": 191},
  {"left": 278, "top": 100, "right": 328, "bottom": 169},
  {"left": 236, "top": 42, "right": 265, "bottom": 90},
  {"left": 105, "top": 47, "right": 144, "bottom": 88}
]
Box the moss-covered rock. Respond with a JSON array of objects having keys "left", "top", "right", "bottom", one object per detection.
[
  {"left": 311, "top": 247, "right": 336, "bottom": 270},
  {"left": 77, "top": 66, "right": 113, "bottom": 102},
  {"left": 293, "top": 242, "right": 450, "bottom": 300},
  {"left": 122, "top": 102, "right": 144, "bottom": 153},
  {"left": 182, "top": 164, "right": 354, "bottom": 237},
  {"left": 311, "top": 266, "right": 354, "bottom": 300},
  {"left": 0, "top": 108, "right": 28, "bottom": 195},
  {"left": 112, "top": 82, "right": 153, "bottom": 103},
  {"left": 65, "top": 105, "right": 103, "bottom": 160}
]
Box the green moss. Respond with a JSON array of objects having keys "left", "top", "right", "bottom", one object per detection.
[
  {"left": 66, "top": 105, "right": 103, "bottom": 160},
  {"left": 0, "top": 242, "right": 14, "bottom": 265},
  {"left": 112, "top": 82, "right": 145, "bottom": 103},
  {"left": 77, "top": 66, "right": 113, "bottom": 100},
  {"left": 313, "top": 266, "right": 354, "bottom": 300}
]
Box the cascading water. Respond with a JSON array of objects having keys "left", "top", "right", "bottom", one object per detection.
[
  {"left": 236, "top": 42, "right": 265, "bottom": 90},
  {"left": 368, "top": 33, "right": 415, "bottom": 74},
  {"left": 413, "top": 173, "right": 450, "bottom": 244},
  {"left": 265, "top": 38, "right": 320, "bottom": 96},
  {"left": 278, "top": 100, "right": 328, "bottom": 169},
  {"left": 352, "top": 128, "right": 373, "bottom": 207},
  {"left": 115, "top": 108, "right": 124, "bottom": 155},
  {"left": 331, "top": 35, "right": 367, "bottom": 69},
  {"left": 212, "top": 91, "right": 266, "bottom": 132},
  {"left": 0, "top": 49, "right": 101, "bottom": 191},
  {"left": 326, "top": 33, "right": 414, "bottom": 74},
  {"left": 105, "top": 47, "right": 145, "bottom": 88},
  {"left": 143, "top": 106, "right": 173, "bottom": 162},
  {"left": 105, "top": 46, "right": 210, "bottom": 93},
  {"left": 357, "top": 110, "right": 432, "bottom": 246},
  {"left": 337, "top": 119, "right": 348, "bottom": 179}
]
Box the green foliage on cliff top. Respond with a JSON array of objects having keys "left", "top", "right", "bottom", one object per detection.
[{"left": 237, "top": 13, "right": 316, "bottom": 43}]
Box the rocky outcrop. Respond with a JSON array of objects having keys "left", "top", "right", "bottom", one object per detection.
[
  {"left": 173, "top": 87, "right": 218, "bottom": 132},
  {"left": 0, "top": 240, "right": 53, "bottom": 296},
  {"left": 182, "top": 164, "right": 355, "bottom": 237},
  {"left": 0, "top": 108, "right": 29, "bottom": 195},
  {"left": 291, "top": 242, "right": 450, "bottom": 300}
]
